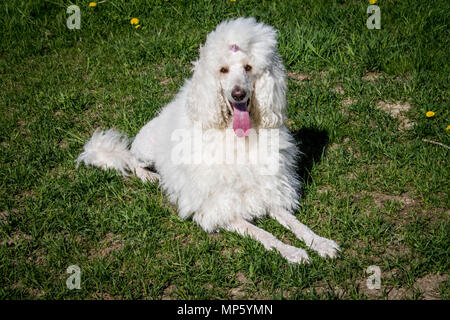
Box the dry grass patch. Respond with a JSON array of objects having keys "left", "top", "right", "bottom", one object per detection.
[
  {"left": 414, "top": 274, "right": 448, "bottom": 300},
  {"left": 303, "top": 280, "right": 346, "bottom": 298},
  {"left": 91, "top": 291, "right": 121, "bottom": 300},
  {"left": 0, "top": 210, "right": 9, "bottom": 225},
  {"left": 5, "top": 231, "right": 32, "bottom": 246},
  {"left": 333, "top": 84, "right": 344, "bottom": 95},
  {"left": 287, "top": 72, "right": 310, "bottom": 81},
  {"left": 352, "top": 190, "right": 416, "bottom": 218},
  {"left": 317, "top": 185, "right": 332, "bottom": 194},
  {"left": 362, "top": 72, "right": 382, "bottom": 82},
  {"left": 229, "top": 272, "right": 250, "bottom": 299},
  {"left": 27, "top": 247, "right": 48, "bottom": 266},
  {"left": 376, "top": 100, "right": 415, "bottom": 130},
  {"left": 159, "top": 77, "right": 172, "bottom": 85},
  {"left": 385, "top": 273, "right": 448, "bottom": 300},
  {"left": 340, "top": 97, "right": 358, "bottom": 114},
  {"left": 368, "top": 191, "right": 415, "bottom": 209},
  {"left": 161, "top": 284, "right": 178, "bottom": 300},
  {"left": 89, "top": 233, "right": 124, "bottom": 259}
]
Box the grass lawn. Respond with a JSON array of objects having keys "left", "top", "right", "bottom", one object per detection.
[{"left": 0, "top": 0, "right": 448, "bottom": 300}]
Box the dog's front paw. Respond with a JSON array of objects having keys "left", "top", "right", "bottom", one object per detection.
[
  {"left": 309, "top": 237, "right": 341, "bottom": 259},
  {"left": 279, "top": 245, "right": 310, "bottom": 264}
]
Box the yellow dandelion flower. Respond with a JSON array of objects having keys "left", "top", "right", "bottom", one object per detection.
[
  {"left": 130, "top": 18, "right": 139, "bottom": 25},
  {"left": 89, "top": 2, "right": 97, "bottom": 7},
  {"left": 230, "top": 0, "right": 236, "bottom": 2},
  {"left": 426, "top": 111, "right": 435, "bottom": 118},
  {"left": 135, "top": 25, "right": 141, "bottom": 29},
  {"left": 369, "top": 0, "right": 376, "bottom": 4},
  {"left": 446, "top": 125, "right": 450, "bottom": 131}
]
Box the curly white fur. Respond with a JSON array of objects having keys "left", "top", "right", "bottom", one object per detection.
[{"left": 77, "top": 17, "right": 340, "bottom": 263}]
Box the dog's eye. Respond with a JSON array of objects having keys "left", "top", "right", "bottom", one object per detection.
[
  {"left": 244, "top": 64, "right": 252, "bottom": 72},
  {"left": 220, "top": 67, "right": 229, "bottom": 74}
]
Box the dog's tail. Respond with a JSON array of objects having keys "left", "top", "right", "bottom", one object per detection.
[{"left": 76, "top": 128, "right": 138, "bottom": 176}]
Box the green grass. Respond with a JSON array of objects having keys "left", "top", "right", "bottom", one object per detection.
[{"left": 0, "top": 0, "right": 449, "bottom": 300}]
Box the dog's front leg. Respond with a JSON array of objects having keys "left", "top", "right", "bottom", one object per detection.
[
  {"left": 224, "top": 218, "right": 310, "bottom": 264},
  {"left": 270, "top": 208, "right": 341, "bottom": 259}
]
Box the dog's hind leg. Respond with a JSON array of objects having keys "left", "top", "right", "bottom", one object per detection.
[
  {"left": 134, "top": 167, "right": 160, "bottom": 183},
  {"left": 224, "top": 218, "right": 310, "bottom": 264},
  {"left": 270, "top": 208, "right": 340, "bottom": 259}
]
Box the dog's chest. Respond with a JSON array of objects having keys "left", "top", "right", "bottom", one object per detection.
[
  {"left": 187, "top": 129, "right": 280, "bottom": 173},
  {"left": 178, "top": 128, "right": 283, "bottom": 194}
]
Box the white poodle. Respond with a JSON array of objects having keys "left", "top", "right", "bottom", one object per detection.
[{"left": 77, "top": 17, "right": 340, "bottom": 263}]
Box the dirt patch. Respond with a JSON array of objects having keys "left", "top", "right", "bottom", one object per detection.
[
  {"left": 5, "top": 231, "right": 32, "bottom": 246},
  {"left": 351, "top": 190, "right": 418, "bottom": 225},
  {"left": 415, "top": 273, "right": 448, "bottom": 300},
  {"left": 343, "top": 97, "right": 357, "bottom": 107},
  {"left": 351, "top": 190, "right": 415, "bottom": 210},
  {"left": 357, "top": 270, "right": 408, "bottom": 300},
  {"left": 377, "top": 101, "right": 410, "bottom": 117},
  {"left": 59, "top": 141, "right": 69, "bottom": 149},
  {"left": 317, "top": 70, "right": 329, "bottom": 78},
  {"left": 16, "top": 189, "right": 35, "bottom": 201},
  {"left": 221, "top": 247, "right": 241, "bottom": 256},
  {"left": 91, "top": 291, "right": 121, "bottom": 300},
  {"left": 28, "top": 287, "right": 45, "bottom": 298},
  {"left": 121, "top": 95, "right": 133, "bottom": 102},
  {"left": 27, "top": 247, "right": 48, "bottom": 266},
  {"left": 12, "top": 282, "right": 24, "bottom": 289},
  {"left": 376, "top": 100, "right": 415, "bottom": 130},
  {"left": 381, "top": 243, "right": 412, "bottom": 259},
  {"left": 386, "top": 287, "right": 412, "bottom": 299},
  {"left": 287, "top": 72, "right": 310, "bottom": 81},
  {"left": 161, "top": 284, "right": 178, "bottom": 300},
  {"left": 362, "top": 72, "right": 382, "bottom": 82},
  {"left": 160, "top": 78, "right": 172, "bottom": 85},
  {"left": 386, "top": 273, "right": 448, "bottom": 300},
  {"left": 229, "top": 272, "right": 249, "bottom": 299},
  {"left": 317, "top": 185, "right": 332, "bottom": 194},
  {"left": 0, "top": 211, "right": 9, "bottom": 225},
  {"left": 340, "top": 97, "right": 358, "bottom": 114},
  {"left": 328, "top": 142, "right": 339, "bottom": 152},
  {"left": 89, "top": 233, "right": 123, "bottom": 259},
  {"left": 333, "top": 84, "right": 344, "bottom": 95},
  {"left": 11, "top": 282, "right": 44, "bottom": 298},
  {"left": 174, "top": 233, "right": 195, "bottom": 247},
  {"left": 368, "top": 191, "right": 414, "bottom": 209},
  {"left": 305, "top": 281, "right": 346, "bottom": 298}
]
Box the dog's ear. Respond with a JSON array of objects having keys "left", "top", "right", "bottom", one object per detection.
[
  {"left": 253, "top": 54, "right": 286, "bottom": 128},
  {"left": 186, "top": 47, "right": 228, "bottom": 129}
]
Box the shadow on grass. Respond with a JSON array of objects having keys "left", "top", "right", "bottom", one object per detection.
[{"left": 292, "top": 128, "right": 329, "bottom": 192}]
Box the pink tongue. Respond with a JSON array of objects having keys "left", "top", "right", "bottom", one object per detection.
[{"left": 232, "top": 103, "right": 251, "bottom": 137}]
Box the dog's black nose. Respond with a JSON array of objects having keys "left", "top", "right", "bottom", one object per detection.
[{"left": 231, "top": 87, "right": 246, "bottom": 101}]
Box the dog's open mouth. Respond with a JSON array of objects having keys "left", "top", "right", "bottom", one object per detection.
[{"left": 231, "top": 100, "right": 251, "bottom": 138}]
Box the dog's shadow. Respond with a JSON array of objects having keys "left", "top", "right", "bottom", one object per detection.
[{"left": 291, "top": 128, "right": 329, "bottom": 193}]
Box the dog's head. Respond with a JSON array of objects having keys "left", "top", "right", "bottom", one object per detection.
[{"left": 187, "top": 17, "right": 287, "bottom": 137}]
